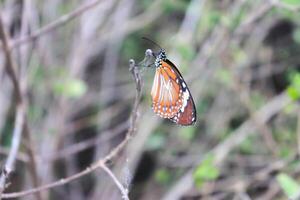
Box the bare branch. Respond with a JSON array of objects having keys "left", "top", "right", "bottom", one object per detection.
[
  {"left": 0, "top": 12, "right": 43, "bottom": 200},
  {"left": 1, "top": 51, "right": 146, "bottom": 199},
  {"left": 101, "top": 164, "right": 129, "bottom": 200},
  {"left": 8, "top": 0, "right": 105, "bottom": 49},
  {"left": 0, "top": 104, "right": 25, "bottom": 198},
  {"left": 0, "top": 15, "right": 26, "bottom": 199}
]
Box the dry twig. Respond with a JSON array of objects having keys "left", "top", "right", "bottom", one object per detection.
[
  {"left": 0, "top": 11, "right": 43, "bottom": 200},
  {"left": 1, "top": 50, "right": 147, "bottom": 199},
  {"left": 7, "top": 0, "right": 106, "bottom": 49}
]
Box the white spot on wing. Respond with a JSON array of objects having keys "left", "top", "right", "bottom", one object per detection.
[{"left": 180, "top": 91, "right": 190, "bottom": 112}]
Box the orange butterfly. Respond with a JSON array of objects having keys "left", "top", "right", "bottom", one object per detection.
[{"left": 144, "top": 38, "right": 196, "bottom": 126}]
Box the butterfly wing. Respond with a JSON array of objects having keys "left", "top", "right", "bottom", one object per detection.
[
  {"left": 151, "top": 59, "right": 196, "bottom": 126},
  {"left": 151, "top": 62, "right": 183, "bottom": 119}
]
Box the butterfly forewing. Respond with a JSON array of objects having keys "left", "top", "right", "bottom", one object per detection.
[
  {"left": 151, "top": 59, "right": 196, "bottom": 125},
  {"left": 151, "top": 62, "right": 183, "bottom": 118}
]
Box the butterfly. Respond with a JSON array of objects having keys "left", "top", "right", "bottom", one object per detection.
[{"left": 144, "top": 38, "right": 196, "bottom": 126}]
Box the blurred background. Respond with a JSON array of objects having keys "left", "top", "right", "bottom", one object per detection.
[{"left": 1, "top": 0, "right": 300, "bottom": 199}]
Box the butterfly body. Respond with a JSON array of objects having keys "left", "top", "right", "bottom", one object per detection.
[{"left": 150, "top": 49, "right": 196, "bottom": 126}]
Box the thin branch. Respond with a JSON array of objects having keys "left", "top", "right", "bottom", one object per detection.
[
  {"left": 5, "top": 0, "right": 163, "bottom": 52},
  {"left": 8, "top": 0, "right": 105, "bottom": 49},
  {"left": 231, "top": 76, "right": 279, "bottom": 156},
  {"left": 297, "top": 106, "right": 300, "bottom": 156},
  {"left": 101, "top": 164, "right": 129, "bottom": 200},
  {"left": 44, "top": 121, "right": 129, "bottom": 162},
  {"left": 0, "top": 13, "right": 42, "bottom": 200},
  {"left": 1, "top": 51, "right": 146, "bottom": 199},
  {"left": 0, "top": 104, "right": 25, "bottom": 198},
  {"left": 235, "top": 2, "right": 273, "bottom": 35},
  {"left": 0, "top": 15, "right": 26, "bottom": 199},
  {"left": 0, "top": 16, "right": 22, "bottom": 103}
]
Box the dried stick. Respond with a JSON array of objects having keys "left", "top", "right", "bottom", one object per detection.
[
  {"left": 231, "top": 77, "right": 279, "bottom": 156},
  {"left": 8, "top": 0, "right": 105, "bottom": 49},
  {"left": 101, "top": 164, "right": 129, "bottom": 200},
  {"left": 45, "top": 121, "right": 129, "bottom": 162},
  {"left": 0, "top": 105, "right": 25, "bottom": 198},
  {"left": 1, "top": 52, "right": 145, "bottom": 199},
  {"left": 0, "top": 14, "right": 43, "bottom": 200},
  {"left": 297, "top": 107, "right": 300, "bottom": 156}
]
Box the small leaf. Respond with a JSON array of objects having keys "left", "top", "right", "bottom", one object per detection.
[
  {"left": 276, "top": 173, "right": 300, "bottom": 199},
  {"left": 193, "top": 155, "right": 219, "bottom": 188},
  {"left": 286, "top": 72, "right": 300, "bottom": 100},
  {"left": 293, "top": 28, "right": 300, "bottom": 44},
  {"left": 178, "top": 126, "right": 196, "bottom": 141},
  {"left": 287, "top": 86, "right": 300, "bottom": 100},
  {"left": 176, "top": 43, "right": 195, "bottom": 61},
  {"left": 53, "top": 78, "right": 87, "bottom": 98},
  {"left": 146, "top": 133, "right": 166, "bottom": 150},
  {"left": 281, "top": 0, "right": 300, "bottom": 6},
  {"left": 155, "top": 169, "right": 171, "bottom": 184},
  {"left": 215, "top": 68, "right": 232, "bottom": 86},
  {"left": 239, "top": 136, "right": 255, "bottom": 154}
]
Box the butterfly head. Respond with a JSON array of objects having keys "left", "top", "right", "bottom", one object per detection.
[{"left": 154, "top": 50, "right": 167, "bottom": 68}]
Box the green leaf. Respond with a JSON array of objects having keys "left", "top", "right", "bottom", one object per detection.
[
  {"left": 176, "top": 43, "right": 195, "bottom": 61},
  {"left": 146, "top": 133, "right": 166, "bottom": 150},
  {"left": 279, "top": 146, "right": 293, "bottom": 158},
  {"left": 283, "top": 103, "right": 297, "bottom": 114},
  {"left": 53, "top": 78, "right": 87, "bottom": 98},
  {"left": 250, "top": 91, "right": 266, "bottom": 109},
  {"left": 293, "top": 28, "right": 300, "bottom": 44},
  {"left": 286, "top": 73, "right": 300, "bottom": 100},
  {"left": 287, "top": 86, "right": 300, "bottom": 100},
  {"left": 178, "top": 126, "right": 196, "bottom": 141},
  {"left": 239, "top": 136, "right": 255, "bottom": 154},
  {"left": 276, "top": 173, "right": 300, "bottom": 199},
  {"left": 193, "top": 155, "right": 220, "bottom": 188},
  {"left": 155, "top": 169, "right": 171, "bottom": 184},
  {"left": 281, "top": 0, "right": 300, "bottom": 6},
  {"left": 162, "top": 0, "right": 188, "bottom": 13},
  {"left": 215, "top": 68, "right": 233, "bottom": 86}
]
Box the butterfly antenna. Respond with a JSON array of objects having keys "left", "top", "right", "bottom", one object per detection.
[{"left": 142, "top": 37, "right": 163, "bottom": 50}]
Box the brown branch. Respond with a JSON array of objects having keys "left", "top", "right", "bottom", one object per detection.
[
  {"left": 8, "top": 0, "right": 105, "bottom": 49},
  {"left": 0, "top": 17, "right": 22, "bottom": 103},
  {"left": 1, "top": 52, "right": 146, "bottom": 199},
  {"left": 45, "top": 121, "right": 129, "bottom": 162},
  {"left": 5, "top": 0, "right": 163, "bottom": 52},
  {"left": 101, "top": 164, "right": 129, "bottom": 200},
  {"left": 231, "top": 76, "right": 279, "bottom": 156},
  {"left": 0, "top": 14, "right": 43, "bottom": 200},
  {"left": 0, "top": 104, "right": 25, "bottom": 198},
  {"left": 0, "top": 15, "right": 25, "bottom": 199}
]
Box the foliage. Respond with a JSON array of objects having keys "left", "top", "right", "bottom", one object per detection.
[
  {"left": 193, "top": 155, "right": 220, "bottom": 188},
  {"left": 287, "top": 72, "right": 300, "bottom": 100},
  {"left": 276, "top": 173, "right": 300, "bottom": 199},
  {"left": 52, "top": 78, "right": 87, "bottom": 98}
]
